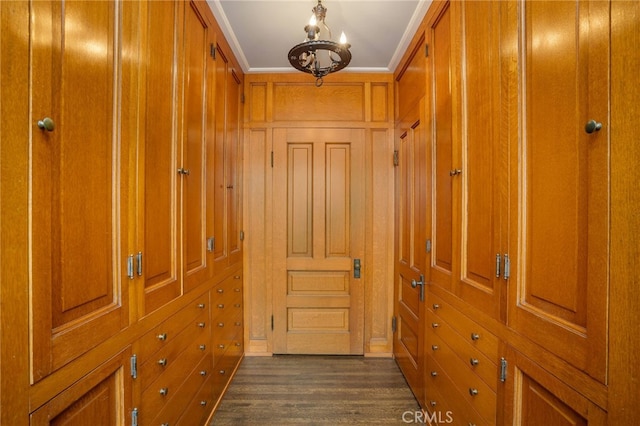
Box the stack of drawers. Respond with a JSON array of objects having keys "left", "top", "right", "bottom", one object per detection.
[
  {"left": 425, "top": 293, "right": 499, "bottom": 426},
  {"left": 135, "top": 292, "right": 213, "bottom": 425},
  {"left": 211, "top": 272, "right": 244, "bottom": 403}
]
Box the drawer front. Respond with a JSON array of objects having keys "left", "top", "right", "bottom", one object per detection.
[
  {"left": 426, "top": 309, "right": 497, "bottom": 392},
  {"left": 149, "top": 353, "right": 213, "bottom": 426},
  {"left": 138, "top": 309, "right": 210, "bottom": 392},
  {"left": 137, "top": 293, "right": 210, "bottom": 361},
  {"left": 176, "top": 374, "right": 215, "bottom": 426},
  {"left": 427, "top": 333, "right": 496, "bottom": 424},
  {"left": 429, "top": 294, "right": 498, "bottom": 360},
  {"left": 426, "top": 354, "right": 491, "bottom": 426}
]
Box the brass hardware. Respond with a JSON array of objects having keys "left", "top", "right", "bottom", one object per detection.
[
  {"left": 159, "top": 388, "right": 168, "bottom": 396},
  {"left": 136, "top": 252, "right": 143, "bottom": 276},
  {"left": 127, "top": 255, "right": 134, "bottom": 279},
  {"left": 354, "top": 258, "right": 361, "bottom": 279},
  {"left": 218, "top": 304, "right": 225, "bottom": 309},
  {"left": 217, "top": 288, "right": 224, "bottom": 293},
  {"left": 449, "top": 168, "right": 462, "bottom": 176},
  {"left": 585, "top": 119, "right": 603, "bottom": 134},
  {"left": 470, "top": 358, "right": 479, "bottom": 366},
  {"left": 469, "top": 388, "right": 479, "bottom": 396},
  {"left": 218, "top": 344, "right": 225, "bottom": 349},
  {"left": 219, "top": 370, "right": 226, "bottom": 375},
  {"left": 177, "top": 168, "right": 190, "bottom": 175},
  {"left": 411, "top": 274, "right": 425, "bottom": 301},
  {"left": 200, "top": 400, "right": 207, "bottom": 406},
  {"left": 197, "top": 303, "right": 205, "bottom": 309},
  {"left": 431, "top": 323, "right": 439, "bottom": 328},
  {"left": 37, "top": 117, "right": 55, "bottom": 132},
  {"left": 157, "top": 333, "right": 167, "bottom": 341},
  {"left": 500, "top": 357, "right": 508, "bottom": 382},
  {"left": 199, "top": 344, "right": 206, "bottom": 350},
  {"left": 158, "top": 358, "right": 167, "bottom": 366},
  {"left": 197, "top": 322, "right": 206, "bottom": 328},
  {"left": 431, "top": 371, "right": 438, "bottom": 377},
  {"left": 207, "top": 237, "right": 215, "bottom": 252},
  {"left": 496, "top": 254, "right": 501, "bottom": 278},
  {"left": 234, "top": 275, "right": 241, "bottom": 279},
  {"left": 431, "top": 345, "right": 439, "bottom": 351},
  {"left": 430, "top": 401, "right": 437, "bottom": 407},
  {"left": 218, "top": 322, "right": 225, "bottom": 327},
  {"left": 432, "top": 303, "right": 440, "bottom": 310},
  {"left": 471, "top": 333, "right": 480, "bottom": 341},
  {"left": 200, "top": 370, "right": 207, "bottom": 376}
]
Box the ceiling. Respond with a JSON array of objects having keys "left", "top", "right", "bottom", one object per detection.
[{"left": 207, "top": 0, "right": 432, "bottom": 74}]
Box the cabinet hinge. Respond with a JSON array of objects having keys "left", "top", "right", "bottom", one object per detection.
[
  {"left": 495, "top": 253, "right": 501, "bottom": 278},
  {"left": 391, "top": 316, "right": 397, "bottom": 333},
  {"left": 210, "top": 43, "right": 216, "bottom": 59},
  {"left": 271, "top": 151, "right": 274, "bottom": 168},
  {"left": 503, "top": 254, "right": 510, "bottom": 280},
  {"left": 500, "top": 357, "right": 508, "bottom": 382},
  {"left": 271, "top": 314, "right": 274, "bottom": 331},
  {"left": 393, "top": 150, "right": 399, "bottom": 167},
  {"left": 130, "top": 354, "right": 137, "bottom": 379},
  {"left": 207, "top": 237, "right": 215, "bottom": 252},
  {"left": 127, "top": 254, "right": 134, "bottom": 280},
  {"left": 425, "top": 44, "right": 429, "bottom": 57},
  {"left": 131, "top": 407, "right": 138, "bottom": 426},
  {"left": 239, "top": 230, "right": 245, "bottom": 241},
  {"left": 426, "top": 239, "right": 431, "bottom": 253},
  {"left": 136, "top": 252, "right": 143, "bottom": 276}
]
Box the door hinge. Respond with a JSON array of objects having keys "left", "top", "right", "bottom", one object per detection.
[
  {"left": 271, "top": 151, "right": 274, "bottom": 168},
  {"left": 425, "top": 44, "right": 429, "bottom": 57},
  {"left": 210, "top": 43, "right": 216, "bottom": 59},
  {"left": 393, "top": 150, "right": 399, "bottom": 167},
  {"left": 130, "top": 354, "right": 137, "bottom": 379},
  {"left": 240, "top": 230, "right": 245, "bottom": 241},
  {"left": 495, "top": 253, "right": 501, "bottom": 278},
  {"left": 500, "top": 357, "right": 508, "bottom": 382},
  {"left": 127, "top": 254, "right": 134, "bottom": 280},
  {"left": 136, "top": 252, "right": 143, "bottom": 276},
  {"left": 271, "top": 315, "right": 274, "bottom": 331},
  {"left": 503, "top": 254, "right": 510, "bottom": 280},
  {"left": 391, "top": 316, "right": 397, "bottom": 333},
  {"left": 131, "top": 407, "right": 138, "bottom": 426},
  {"left": 426, "top": 239, "right": 431, "bottom": 253},
  {"left": 207, "top": 237, "right": 215, "bottom": 252}
]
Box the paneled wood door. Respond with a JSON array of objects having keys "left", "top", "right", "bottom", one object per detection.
[
  {"left": 393, "top": 101, "right": 428, "bottom": 404},
  {"left": 273, "top": 128, "right": 365, "bottom": 354}
]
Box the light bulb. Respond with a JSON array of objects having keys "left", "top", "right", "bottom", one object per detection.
[{"left": 340, "top": 31, "right": 347, "bottom": 44}]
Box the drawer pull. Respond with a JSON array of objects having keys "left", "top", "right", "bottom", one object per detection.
[
  {"left": 431, "top": 323, "right": 439, "bottom": 328},
  {"left": 157, "top": 333, "right": 167, "bottom": 341},
  {"left": 218, "top": 344, "right": 225, "bottom": 349},
  {"left": 158, "top": 358, "right": 168, "bottom": 367},
  {"left": 161, "top": 423, "right": 169, "bottom": 426},
  {"left": 197, "top": 322, "right": 206, "bottom": 328},
  {"left": 200, "top": 400, "right": 208, "bottom": 406},
  {"left": 470, "top": 358, "right": 479, "bottom": 366},
  {"left": 469, "top": 388, "right": 479, "bottom": 396},
  {"left": 471, "top": 333, "right": 480, "bottom": 341},
  {"left": 432, "top": 303, "right": 440, "bottom": 310},
  {"left": 431, "top": 345, "right": 439, "bottom": 351},
  {"left": 197, "top": 303, "right": 205, "bottom": 309},
  {"left": 234, "top": 275, "right": 241, "bottom": 280},
  {"left": 217, "top": 288, "right": 224, "bottom": 294},
  {"left": 219, "top": 370, "right": 226, "bottom": 375},
  {"left": 430, "top": 371, "right": 438, "bottom": 377},
  {"left": 159, "top": 387, "right": 169, "bottom": 396},
  {"left": 200, "top": 370, "right": 207, "bottom": 377},
  {"left": 199, "top": 344, "right": 206, "bottom": 351},
  {"left": 235, "top": 321, "right": 242, "bottom": 326},
  {"left": 217, "top": 304, "right": 225, "bottom": 309},
  {"left": 218, "top": 322, "right": 225, "bottom": 327},
  {"left": 429, "top": 401, "right": 437, "bottom": 407},
  {"left": 235, "top": 342, "right": 241, "bottom": 347},
  {"left": 234, "top": 287, "right": 241, "bottom": 292},
  {"left": 469, "top": 424, "right": 477, "bottom": 426},
  {"left": 234, "top": 303, "right": 241, "bottom": 308}
]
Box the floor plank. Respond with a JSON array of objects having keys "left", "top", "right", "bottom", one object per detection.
[{"left": 211, "top": 355, "right": 421, "bottom": 425}]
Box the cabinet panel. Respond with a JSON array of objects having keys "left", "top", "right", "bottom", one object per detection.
[
  {"left": 30, "top": 0, "right": 132, "bottom": 380},
  {"left": 510, "top": 0, "right": 609, "bottom": 381}
]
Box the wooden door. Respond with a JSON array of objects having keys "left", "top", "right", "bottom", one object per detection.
[
  {"left": 273, "top": 128, "right": 365, "bottom": 354},
  {"left": 453, "top": 0, "right": 508, "bottom": 321},
  {"left": 30, "top": 0, "right": 134, "bottom": 380},
  {"left": 393, "top": 102, "right": 428, "bottom": 404},
  {"left": 509, "top": 0, "right": 610, "bottom": 381},
  {"left": 138, "top": 0, "right": 184, "bottom": 315}
]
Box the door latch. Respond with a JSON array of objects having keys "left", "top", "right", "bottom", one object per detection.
[
  {"left": 411, "top": 274, "right": 425, "bottom": 302},
  {"left": 354, "top": 259, "right": 361, "bottom": 279}
]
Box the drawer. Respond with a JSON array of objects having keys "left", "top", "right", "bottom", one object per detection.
[
  {"left": 426, "top": 310, "right": 497, "bottom": 392},
  {"left": 429, "top": 293, "right": 499, "bottom": 361},
  {"left": 426, "top": 353, "right": 491, "bottom": 426},
  {"left": 137, "top": 293, "right": 210, "bottom": 361},
  {"left": 176, "top": 374, "right": 215, "bottom": 426},
  {"left": 140, "top": 340, "right": 210, "bottom": 417},
  {"left": 212, "top": 352, "right": 241, "bottom": 398},
  {"left": 149, "top": 353, "right": 213, "bottom": 426},
  {"left": 427, "top": 334, "right": 496, "bottom": 424},
  {"left": 138, "top": 309, "right": 210, "bottom": 392},
  {"left": 212, "top": 290, "right": 242, "bottom": 323}
]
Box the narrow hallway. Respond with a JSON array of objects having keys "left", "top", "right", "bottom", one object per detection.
[{"left": 211, "top": 356, "right": 421, "bottom": 425}]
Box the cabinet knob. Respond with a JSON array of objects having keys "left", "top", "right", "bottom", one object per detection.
[
  {"left": 197, "top": 322, "right": 206, "bottom": 328},
  {"left": 471, "top": 333, "right": 480, "bottom": 341},
  {"left": 199, "top": 344, "right": 206, "bottom": 350},
  {"left": 431, "top": 323, "right": 439, "bottom": 328},
  {"left": 218, "top": 304, "right": 225, "bottom": 309},
  {"left": 200, "top": 370, "right": 207, "bottom": 377},
  {"left": 469, "top": 388, "right": 479, "bottom": 396},
  {"left": 37, "top": 117, "right": 55, "bottom": 132},
  {"left": 158, "top": 358, "right": 168, "bottom": 367},
  {"left": 200, "top": 400, "right": 208, "bottom": 406},
  {"left": 177, "top": 168, "right": 190, "bottom": 175},
  {"left": 235, "top": 321, "right": 242, "bottom": 326},
  {"left": 217, "top": 288, "right": 224, "bottom": 294},
  {"left": 197, "top": 303, "right": 206, "bottom": 309},
  {"left": 449, "top": 168, "right": 462, "bottom": 176},
  {"left": 157, "top": 333, "right": 167, "bottom": 341},
  {"left": 430, "top": 371, "right": 438, "bottom": 377},
  {"left": 159, "top": 387, "right": 169, "bottom": 396},
  {"left": 234, "top": 275, "right": 241, "bottom": 280},
  {"left": 470, "top": 358, "right": 479, "bottom": 366},
  {"left": 431, "top": 345, "right": 439, "bottom": 351},
  {"left": 218, "top": 344, "right": 225, "bottom": 349},
  {"left": 585, "top": 119, "right": 603, "bottom": 134},
  {"left": 429, "top": 400, "right": 437, "bottom": 407},
  {"left": 219, "top": 370, "right": 226, "bottom": 375},
  {"left": 218, "top": 322, "right": 225, "bottom": 327},
  {"left": 432, "top": 303, "right": 440, "bottom": 310}
]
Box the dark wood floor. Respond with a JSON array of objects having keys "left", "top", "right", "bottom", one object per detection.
[{"left": 210, "top": 355, "right": 421, "bottom": 425}]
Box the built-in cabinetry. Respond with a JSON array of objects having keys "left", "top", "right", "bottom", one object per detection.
[
  {"left": 0, "top": 0, "right": 243, "bottom": 424},
  {"left": 394, "top": 0, "right": 623, "bottom": 423}
]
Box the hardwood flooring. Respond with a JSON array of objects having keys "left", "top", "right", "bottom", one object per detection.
[{"left": 210, "top": 355, "right": 421, "bottom": 425}]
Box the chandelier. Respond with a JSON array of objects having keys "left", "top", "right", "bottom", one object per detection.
[{"left": 288, "top": 0, "right": 352, "bottom": 86}]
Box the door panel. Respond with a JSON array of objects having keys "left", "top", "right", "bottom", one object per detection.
[{"left": 273, "top": 128, "right": 365, "bottom": 354}]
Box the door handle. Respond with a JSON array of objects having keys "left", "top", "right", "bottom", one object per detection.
[
  {"left": 353, "top": 259, "right": 361, "bottom": 279},
  {"left": 411, "top": 274, "right": 425, "bottom": 302}
]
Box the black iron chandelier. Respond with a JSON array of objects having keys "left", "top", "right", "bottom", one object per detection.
[{"left": 288, "top": 0, "right": 352, "bottom": 87}]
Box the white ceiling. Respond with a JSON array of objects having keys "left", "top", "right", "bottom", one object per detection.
[{"left": 207, "top": 0, "right": 432, "bottom": 74}]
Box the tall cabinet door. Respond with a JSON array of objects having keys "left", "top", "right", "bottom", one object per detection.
[
  {"left": 453, "top": 0, "right": 508, "bottom": 321},
  {"left": 30, "top": 0, "right": 134, "bottom": 380},
  {"left": 509, "top": 0, "right": 610, "bottom": 381},
  {"left": 138, "top": 0, "right": 184, "bottom": 315}
]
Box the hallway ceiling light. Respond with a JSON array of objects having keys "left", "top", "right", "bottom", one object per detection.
[{"left": 287, "top": 0, "right": 351, "bottom": 87}]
